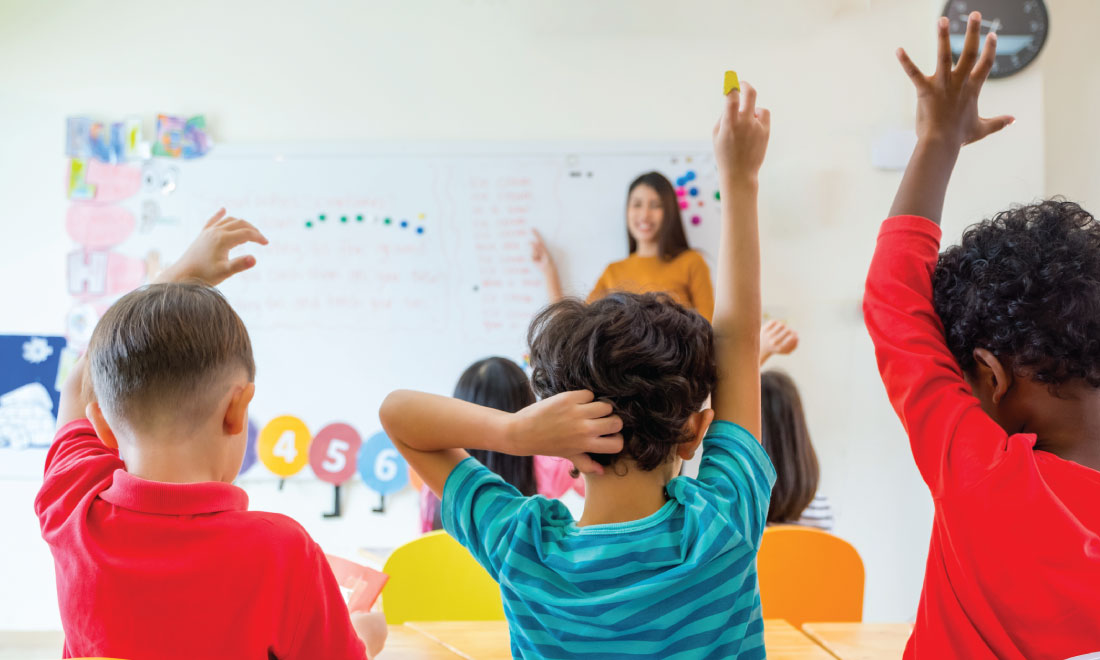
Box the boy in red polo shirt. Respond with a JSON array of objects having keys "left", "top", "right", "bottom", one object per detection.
[
  {"left": 865, "top": 12, "right": 1100, "bottom": 659},
  {"left": 35, "top": 210, "right": 384, "bottom": 659}
]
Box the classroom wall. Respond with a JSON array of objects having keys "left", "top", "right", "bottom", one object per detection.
[{"left": 0, "top": 0, "right": 1093, "bottom": 631}]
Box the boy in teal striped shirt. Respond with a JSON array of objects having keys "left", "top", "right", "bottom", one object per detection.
[{"left": 381, "top": 81, "right": 774, "bottom": 658}]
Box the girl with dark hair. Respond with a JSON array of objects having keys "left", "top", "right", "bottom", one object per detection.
[
  {"left": 760, "top": 370, "right": 833, "bottom": 530},
  {"left": 533, "top": 171, "right": 715, "bottom": 320},
  {"left": 418, "top": 356, "right": 582, "bottom": 532}
]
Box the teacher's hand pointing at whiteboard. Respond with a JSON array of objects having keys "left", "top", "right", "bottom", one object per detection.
[{"left": 156, "top": 208, "right": 270, "bottom": 286}]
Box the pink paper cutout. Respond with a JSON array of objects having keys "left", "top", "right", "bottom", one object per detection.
[
  {"left": 326, "top": 554, "right": 389, "bottom": 613},
  {"left": 66, "top": 203, "right": 136, "bottom": 249},
  {"left": 67, "top": 249, "right": 147, "bottom": 301},
  {"left": 85, "top": 161, "right": 142, "bottom": 202}
]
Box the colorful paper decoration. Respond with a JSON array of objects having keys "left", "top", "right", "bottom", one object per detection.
[
  {"left": 258, "top": 415, "right": 312, "bottom": 477},
  {"left": 309, "top": 422, "right": 363, "bottom": 485},
  {"left": 357, "top": 431, "right": 409, "bottom": 495}
]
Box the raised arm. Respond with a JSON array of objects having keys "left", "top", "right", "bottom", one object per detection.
[
  {"left": 865, "top": 13, "right": 1014, "bottom": 493},
  {"left": 531, "top": 229, "right": 564, "bottom": 303},
  {"left": 380, "top": 389, "right": 623, "bottom": 496},
  {"left": 56, "top": 209, "right": 267, "bottom": 430},
  {"left": 889, "top": 13, "right": 1014, "bottom": 224},
  {"left": 711, "top": 82, "right": 770, "bottom": 439}
]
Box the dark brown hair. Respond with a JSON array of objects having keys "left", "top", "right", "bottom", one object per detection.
[
  {"left": 88, "top": 282, "right": 255, "bottom": 429},
  {"left": 528, "top": 292, "right": 715, "bottom": 471},
  {"left": 626, "top": 171, "right": 691, "bottom": 262},
  {"left": 455, "top": 357, "right": 538, "bottom": 497},
  {"left": 760, "top": 370, "right": 820, "bottom": 524}
]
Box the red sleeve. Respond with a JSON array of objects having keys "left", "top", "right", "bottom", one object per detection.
[
  {"left": 278, "top": 541, "right": 367, "bottom": 659},
  {"left": 863, "top": 215, "right": 1010, "bottom": 496},
  {"left": 34, "top": 419, "right": 124, "bottom": 539}
]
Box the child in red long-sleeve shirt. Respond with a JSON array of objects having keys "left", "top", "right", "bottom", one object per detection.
[{"left": 864, "top": 12, "right": 1100, "bottom": 659}]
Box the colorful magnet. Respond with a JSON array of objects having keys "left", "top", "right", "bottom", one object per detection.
[
  {"left": 357, "top": 430, "right": 409, "bottom": 495},
  {"left": 258, "top": 415, "right": 311, "bottom": 477},
  {"left": 309, "top": 422, "right": 363, "bottom": 485}
]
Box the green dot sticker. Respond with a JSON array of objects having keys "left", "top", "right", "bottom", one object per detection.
[
  {"left": 356, "top": 215, "right": 364, "bottom": 222},
  {"left": 305, "top": 221, "right": 313, "bottom": 228},
  {"left": 714, "top": 191, "right": 720, "bottom": 200},
  {"left": 384, "top": 217, "right": 392, "bottom": 225},
  {"left": 319, "top": 214, "right": 327, "bottom": 221}
]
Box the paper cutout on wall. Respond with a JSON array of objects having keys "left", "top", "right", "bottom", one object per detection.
[
  {"left": 0, "top": 384, "right": 56, "bottom": 450},
  {"left": 67, "top": 159, "right": 97, "bottom": 200},
  {"left": 66, "top": 117, "right": 144, "bottom": 163},
  {"left": 152, "top": 114, "right": 211, "bottom": 159},
  {"left": 85, "top": 161, "right": 142, "bottom": 202},
  {"left": 67, "top": 250, "right": 147, "bottom": 299},
  {"left": 309, "top": 422, "right": 363, "bottom": 485},
  {"left": 358, "top": 431, "right": 409, "bottom": 495},
  {"left": 0, "top": 335, "right": 67, "bottom": 448},
  {"left": 142, "top": 161, "right": 179, "bottom": 195},
  {"left": 238, "top": 418, "right": 259, "bottom": 477},
  {"left": 258, "top": 415, "right": 312, "bottom": 477},
  {"left": 66, "top": 204, "right": 137, "bottom": 249},
  {"left": 66, "top": 304, "right": 100, "bottom": 346}
]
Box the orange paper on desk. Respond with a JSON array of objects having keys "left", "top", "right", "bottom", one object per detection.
[{"left": 326, "top": 554, "right": 389, "bottom": 613}]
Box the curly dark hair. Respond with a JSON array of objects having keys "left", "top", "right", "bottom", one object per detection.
[
  {"left": 527, "top": 292, "right": 716, "bottom": 471},
  {"left": 933, "top": 199, "right": 1100, "bottom": 386}
]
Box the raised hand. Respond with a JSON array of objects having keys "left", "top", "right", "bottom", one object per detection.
[
  {"left": 889, "top": 12, "right": 1014, "bottom": 223},
  {"left": 897, "top": 12, "right": 1014, "bottom": 147},
  {"left": 713, "top": 81, "right": 771, "bottom": 186},
  {"left": 156, "top": 208, "right": 269, "bottom": 286},
  {"left": 531, "top": 228, "right": 564, "bottom": 302},
  {"left": 760, "top": 320, "right": 799, "bottom": 365}
]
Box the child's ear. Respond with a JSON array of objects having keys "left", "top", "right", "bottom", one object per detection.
[
  {"left": 677, "top": 408, "right": 716, "bottom": 460},
  {"left": 973, "top": 348, "right": 1014, "bottom": 404},
  {"left": 224, "top": 383, "right": 256, "bottom": 435},
  {"left": 86, "top": 402, "right": 119, "bottom": 450}
]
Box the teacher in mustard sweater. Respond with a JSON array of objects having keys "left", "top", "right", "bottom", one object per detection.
[
  {"left": 533, "top": 170, "right": 796, "bottom": 363},
  {"left": 534, "top": 171, "right": 714, "bottom": 319}
]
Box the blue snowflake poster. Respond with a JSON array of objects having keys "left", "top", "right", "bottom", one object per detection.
[{"left": 0, "top": 334, "right": 68, "bottom": 449}]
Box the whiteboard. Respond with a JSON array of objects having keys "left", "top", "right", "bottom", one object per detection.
[{"left": 10, "top": 142, "right": 724, "bottom": 481}]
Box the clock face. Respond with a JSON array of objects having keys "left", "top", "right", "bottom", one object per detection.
[{"left": 943, "top": 0, "right": 1049, "bottom": 78}]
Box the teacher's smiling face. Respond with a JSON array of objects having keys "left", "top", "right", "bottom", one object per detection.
[{"left": 627, "top": 184, "right": 664, "bottom": 247}]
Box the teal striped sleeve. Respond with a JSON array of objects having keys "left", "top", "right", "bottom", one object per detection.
[
  {"left": 441, "top": 457, "right": 527, "bottom": 581},
  {"left": 696, "top": 420, "right": 777, "bottom": 548}
]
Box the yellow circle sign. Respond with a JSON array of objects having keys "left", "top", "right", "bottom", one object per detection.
[{"left": 258, "top": 415, "right": 311, "bottom": 478}]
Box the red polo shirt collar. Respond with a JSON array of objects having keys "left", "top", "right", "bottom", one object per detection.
[{"left": 99, "top": 469, "right": 249, "bottom": 516}]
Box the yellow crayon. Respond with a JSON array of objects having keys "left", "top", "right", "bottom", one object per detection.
[{"left": 723, "top": 70, "right": 740, "bottom": 95}]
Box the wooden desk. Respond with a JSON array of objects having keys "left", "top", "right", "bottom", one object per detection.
[
  {"left": 403, "top": 620, "right": 833, "bottom": 659},
  {"left": 764, "top": 619, "right": 836, "bottom": 660},
  {"left": 376, "top": 625, "right": 463, "bottom": 659},
  {"left": 801, "top": 623, "right": 914, "bottom": 660},
  {"left": 405, "top": 621, "right": 511, "bottom": 660}
]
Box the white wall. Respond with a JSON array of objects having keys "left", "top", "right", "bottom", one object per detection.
[{"left": 1, "top": 0, "right": 1092, "bottom": 631}]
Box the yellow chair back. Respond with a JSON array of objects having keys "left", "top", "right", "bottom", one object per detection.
[{"left": 382, "top": 530, "right": 505, "bottom": 624}]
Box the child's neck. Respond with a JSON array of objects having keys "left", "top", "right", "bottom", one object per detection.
[
  {"left": 1028, "top": 384, "right": 1100, "bottom": 472},
  {"left": 120, "top": 428, "right": 232, "bottom": 484},
  {"left": 577, "top": 459, "right": 677, "bottom": 527}
]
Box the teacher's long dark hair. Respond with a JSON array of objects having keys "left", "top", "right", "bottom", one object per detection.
[
  {"left": 626, "top": 171, "right": 691, "bottom": 262},
  {"left": 455, "top": 357, "right": 539, "bottom": 497}
]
